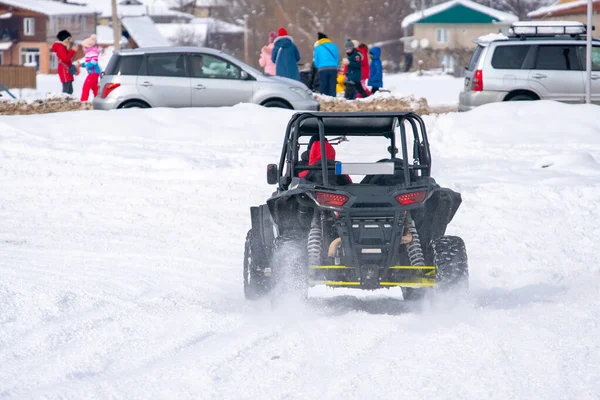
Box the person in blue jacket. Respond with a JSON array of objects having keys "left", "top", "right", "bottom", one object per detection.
[
  {"left": 271, "top": 28, "right": 301, "bottom": 81},
  {"left": 313, "top": 32, "right": 339, "bottom": 97},
  {"left": 344, "top": 38, "right": 368, "bottom": 100},
  {"left": 368, "top": 46, "right": 383, "bottom": 94}
]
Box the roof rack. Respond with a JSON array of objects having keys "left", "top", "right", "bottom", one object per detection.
[{"left": 509, "top": 21, "right": 593, "bottom": 39}]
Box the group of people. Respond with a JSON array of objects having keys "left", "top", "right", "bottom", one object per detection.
[
  {"left": 258, "top": 29, "right": 383, "bottom": 100},
  {"left": 51, "top": 30, "right": 102, "bottom": 101}
]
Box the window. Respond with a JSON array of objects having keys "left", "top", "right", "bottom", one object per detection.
[
  {"left": 50, "top": 53, "right": 58, "bottom": 69},
  {"left": 146, "top": 53, "right": 187, "bottom": 77},
  {"left": 20, "top": 47, "right": 40, "bottom": 71},
  {"left": 491, "top": 45, "right": 531, "bottom": 69},
  {"left": 189, "top": 54, "right": 242, "bottom": 79},
  {"left": 440, "top": 54, "right": 456, "bottom": 70},
  {"left": 24, "top": 18, "right": 35, "bottom": 36},
  {"left": 467, "top": 45, "right": 484, "bottom": 71},
  {"left": 435, "top": 28, "right": 449, "bottom": 44},
  {"left": 0, "top": 51, "right": 3, "bottom": 66},
  {"left": 104, "top": 55, "right": 143, "bottom": 76},
  {"left": 81, "top": 16, "right": 87, "bottom": 33},
  {"left": 577, "top": 46, "right": 600, "bottom": 71},
  {"left": 535, "top": 45, "right": 581, "bottom": 71}
]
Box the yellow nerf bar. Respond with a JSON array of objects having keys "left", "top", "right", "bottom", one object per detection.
[
  {"left": 309, "top": 265, "right": 436, "bottom": 270},
  {"left": 309, "top": 278, "right": 436, "bottom": 288}
]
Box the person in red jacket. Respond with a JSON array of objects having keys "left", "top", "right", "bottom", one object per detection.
[
  {"left": 51, "top": 30, "right": 78, "bottom": 95},
  {"left": 299, "top": 136, "right": 352, "bottom": 184},
  {"left": 357, "top": 43, "right": 372, "bottom": 98}
]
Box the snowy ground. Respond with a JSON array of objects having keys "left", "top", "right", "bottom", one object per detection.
[
  {"left": 1, "top": 102, "right": 600, "bottom": 399},
  {"left": 384, "top": 72, "right": 464, "bottom": 106},
  {"left": 6, "top": 70, "right": 463, "bottom": 107}
]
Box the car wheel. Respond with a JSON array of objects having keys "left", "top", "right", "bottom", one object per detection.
[
  {"left": 120, "top": 101, "right": 149, "bottom": 109},
  {"left": 507, "top": 94, "right": 537, "bottom": 101},
  {"left": 262, "top": 100, "right": 292, "bottom": 109}
]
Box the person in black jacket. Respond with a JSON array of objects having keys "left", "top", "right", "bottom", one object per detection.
[{"left": 343, "top": 38, "right": 368, "bottom": 100}]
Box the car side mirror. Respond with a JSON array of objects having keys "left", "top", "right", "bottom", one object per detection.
[
  {"left": 241, "top": 70, "right": 249, "bottom": 80},
  {"left": 267, "top": 164, "right": 278, "bottom": 185}
]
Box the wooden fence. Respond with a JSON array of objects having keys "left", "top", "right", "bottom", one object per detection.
[{"left": 0, "top": 66, "right": 37, "bottom": 90}]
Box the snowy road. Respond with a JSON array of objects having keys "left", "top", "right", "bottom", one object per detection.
[{"left": 1, "top": 103, "right": 599, "bottom": 399}]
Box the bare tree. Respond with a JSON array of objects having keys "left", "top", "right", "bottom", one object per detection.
[
  {"left": 219, "top": 0, "right": 412, "bottom": 67},
  {"left": 171, "top": 25, "right": 206, "bottom": 46},
  {"left": 495, "top": 0, "right": 550, "bottom": 20}
]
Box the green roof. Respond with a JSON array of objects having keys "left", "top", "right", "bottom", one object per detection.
[{"left": 417, "top": 3, "right": 502, "bottom": 24}]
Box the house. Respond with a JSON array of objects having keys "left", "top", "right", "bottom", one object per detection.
[
  {"left": 0, "top": 0, "right": 96, "bottom": 73},
  {"left": 155, "top": 18, "right": 244, "bottom": 55},
  {"left": 528, "top": 0, "right": 600, "bottom": 28},
  {"left": 191, "top": 18, "right": 244, "bottom": 55},
  {"left": 171, "top": 0, "right": 227, "bottom": 18},
  {"left": 96, "top": 24, "right": 128, "bottom": 48},
  {"left": 401, "top": 0, "right": 518, "bottom": 71},
  {"left": 85, "top": 0, "right": 195, "bottom": 25},
  {"left": 120, "top": 15, "right": 170, "bottom": 48}
]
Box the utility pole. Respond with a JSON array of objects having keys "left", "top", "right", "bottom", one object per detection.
[
  {"left": 243, "top": 14, "right": 249, "bottom": 64},
  {"left": 111, "top": 0, "right": 121, "bottom": 50},
  {"left": 585, "top": 0, "right": 593, "bottom": 104}
]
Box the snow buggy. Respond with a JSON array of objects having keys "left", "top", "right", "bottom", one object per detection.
[{"left": 244, "top": 112, "right": 467, "bottom": 301}]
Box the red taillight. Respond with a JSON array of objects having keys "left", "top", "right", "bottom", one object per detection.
[
  {"left": 315, "top": 192, "right": 349, "bottom": 207},
  {"left": 471, "top": 69, "right": 483, "bottom": 91},
  {"left": 395, "top": 190, "right": 427, "bottom": 206},
  {"left": 101, "top": 83, "right": 120, "bottom": 99}
]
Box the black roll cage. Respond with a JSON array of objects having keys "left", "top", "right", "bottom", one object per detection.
[{"left": 276, "top": 112, "right": 432, "bottom": 190}]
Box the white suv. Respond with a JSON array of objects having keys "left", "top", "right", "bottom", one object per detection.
[{"left": 459, "top": 21, "right": 600, "bottom": 111}]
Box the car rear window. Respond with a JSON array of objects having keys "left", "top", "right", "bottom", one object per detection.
[
  {"left": 491, "top": 45, "right": 531, "bottom": 69},
  {"left": 467, "top": 45, "right": 484, "bottom": 71},
  {"left": 104, "top": 54, "right": 144, "bottom": 76},
  {"left": 535, "top": 45, "right": 581, "bottom": 71}
]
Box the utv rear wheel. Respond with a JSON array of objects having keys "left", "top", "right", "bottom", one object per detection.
[
  {"left": 270, "top": 232, "right": 308, "bottom": 304},
  {"left": 244, "top": 229, "right": 270, "bottom": 300},
  {"left": 431, "top": 236, "right": 469, "bottom": 292}
]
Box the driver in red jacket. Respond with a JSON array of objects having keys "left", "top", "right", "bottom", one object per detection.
[{"left": 51, "top": 30, "right": 78, "bottom": 94}]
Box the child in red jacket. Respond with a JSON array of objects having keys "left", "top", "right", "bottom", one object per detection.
[{"left": 51, "top": 30, "right": 78, "bottom": 95}]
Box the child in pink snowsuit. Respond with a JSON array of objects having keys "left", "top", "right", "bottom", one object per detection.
[
  {"left": 79, "top": 34, "right": 101, "bottom": 101},
  {"left": 258, "top": 31, "right": 276, "bottom": 75}
]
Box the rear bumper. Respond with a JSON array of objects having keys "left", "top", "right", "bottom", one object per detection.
[
  {"left": 92, "top": 97, "right": 120, "bottom": 110},
  {"left": 458, "top": 90, "right": 508, "bottom": 112},
  {"left": 290, "top": 98, "right": 320, "bottom": 111}
]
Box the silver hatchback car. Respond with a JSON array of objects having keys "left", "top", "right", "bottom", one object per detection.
[
  {"left": 93, "top": 47, "right": 319, "bottom": 111},
  {"left": 459, "top": 21, "right": 600, "bottom": 111}
]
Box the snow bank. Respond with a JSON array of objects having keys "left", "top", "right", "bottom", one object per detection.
[
  {"left": 0, "top": 95, "right": 91, "bottom": 114},
  {"left": 1, "top": 102, "right": 599, "bottom": 398},
  {"left": 316, "top": 92, "right": 430, "bottom": 113},
  {"left": 383, "top": 72, "right": 464, "bottom": 106}
]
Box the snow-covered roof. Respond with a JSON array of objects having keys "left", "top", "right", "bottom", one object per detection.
[
  {"left": 83, "top": 0, "right": 194, "bottom": 19},
  {"left": 161, "top": 0, "right": 226, "bottom": 6},
  {"left": 528, "top": 0, "right": 600, "bottom": 18},
  {"left": 96, "top": 24, "right": 128, "bottom": 45},
  {"left": 401, "top": 0, "right": 518, "bottom": 28},
  {"left": 190, "top": 18, "right": 246, "bottom": 34},
  {"left": 121, "top": 16, "right": 170, "bottom": 47},
  {"left": 155, "top": 23, "right": 207, "bottom": 45},
  {"left": 0, "top": 0, "right": 95, "bottom": 16}
]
